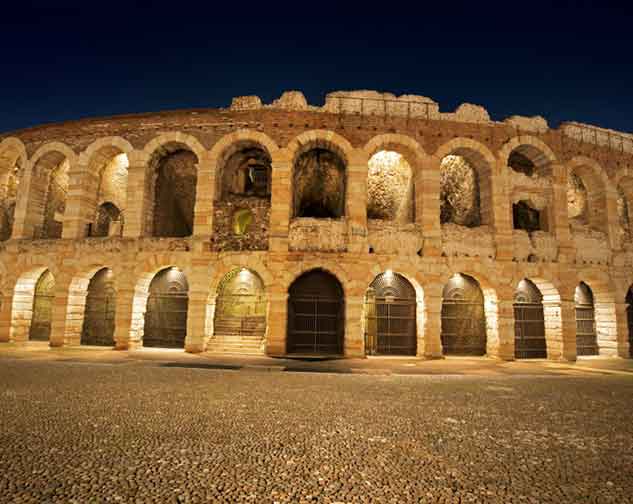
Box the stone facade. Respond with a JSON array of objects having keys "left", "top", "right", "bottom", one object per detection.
[{"left": 0, "top": 89, "right": 632, "bottom": 361}]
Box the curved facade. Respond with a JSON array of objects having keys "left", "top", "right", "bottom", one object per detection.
[{"left": 1, "top": 89, "right": 632, "bottom": 360}]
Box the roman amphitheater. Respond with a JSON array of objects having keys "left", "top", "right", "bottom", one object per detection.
[{"left": 1, "top": 89, "right": 632, "bottom": 361}]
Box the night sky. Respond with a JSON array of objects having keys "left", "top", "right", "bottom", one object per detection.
[{"left": 1, "top": 1, "right": 631, "bottom": 134}]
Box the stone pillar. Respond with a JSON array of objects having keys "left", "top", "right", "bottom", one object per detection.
[
  {"left": 62, "top": 279, "right": 90, "bottom": 346},
  {"left": 113, "top": 286, "right": 139, "bottom": 350},
  {"left": 614, "top": 301, "right": 631, "bottom": 358},
  {"left": 268, "top": 150, "right": 292, "bottom": 252},
  {"left": 494, "top": 291, "right": 516, "bottom": 360},
  {"left": 0, "top": 292, "right": 14, "bottom": 342},
  {"left": 62, "top": 164, "right": 95, "bottom": 239},
  {"left": 266, "top": 291, "right": 287, "bottom": 356},
  {"left": 344, "top": 295, "right": 364, "bottom": 357},
  {"left": 122, "top": 151, "right": 148, "bottom": 238},
  {"left": 492, "top": 161, "right": 514, "bottom": 260},
  {"left": 192, "top": 152, "right": 215, "bottom": 237},
  {"left": 420, "top": 156, "right": 441, "bottom": 257},
  {"left": 421, "top": 292, "right": 443, "bottom": 358},
  {"left": 185, "top": 290, "right": 208, "bottom": 353},
  {"left": 49, "top": 277, "right": 72, "bottom": 347},
  {"left": 551, "top": 163, "right": 574, "bottom": 263},
  {"left": 11, "top": 160, "right": 35, "bottom": 239},
  {"left": 605, "top": 186, "right": 622, "bottom": 251},
  {"left": 346, "top": 150, "right": 368, "bottom": 254},
  {"left": 548, "top": 299, "right": 577, "bottom": 361}
]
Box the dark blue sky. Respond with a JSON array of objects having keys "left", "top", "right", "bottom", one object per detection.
[{"left": 1, "top": 1, "right": 631, "bottom": 134}]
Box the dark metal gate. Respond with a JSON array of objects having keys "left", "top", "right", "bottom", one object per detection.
[
  {"left": 29, "top": 270, "right": 55, "bottom": 341},
  {"left": 365, "top": 272, "right": 416, "bottom": 355},
  {"left": 575, "top": 283, "right": 597, "bottom": 356},
  {"left": 514, "top": 279, "right": 547, "bottom": 359},
  {"left": 143, "top": 268, "right": 189, "bottom": 348},
  {"left": 81, "top": 268, "right": 116, "bottom": 346},
  {"left": 441, "top": 274, "right": 486, "bottom": 355},
  {"left": 287, "top": 270, "right": 344, "bottom": 355}
]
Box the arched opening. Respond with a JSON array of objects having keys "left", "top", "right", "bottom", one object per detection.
[
  {"left": 627, "top": 287, "right": 633, "bottom": 358},
  {"left": 575, "top": 282, "right": 597, "bottom": 356},
  {"left": 29, "top": 270, "right": 55, "bottom": 341},
  {"left": 366, "top": 151, "right": 414, "bottom": 222},
  {"left": 146, "top": 145, "right": 198, "bottom": 237},
  {"left": 364, "top": 270, "right": 416, "bottom": 356},
  {"left": 92, "top": 202, "right": 123, "bottom": 238},
  {"left": 287, "top": 269, "right": 344, "bottom": 355},
  {"left": 87, "top": 151, "right": 128, "bottom": 237},
  {"left": 440, "top": 154, "right": 481, "bottom": 227},
  {"left": 211, "top": 268, "right": 267, "bottom": 351},
  {"left": 508, "top": 150, "right": 536, "bottom": 177},
  {"left": 293, "top": 148, "right": 346, "bottom": 219},
  {"left": 80, "top": 268, "right": 116, "bottom": 346},
  {"left": 513, "top": 200, "right": 544, "bottom": 232},
  {"left": 27, "top": 153, "right": 70, "bottom": 239},
  {"left": 441, "top": 273, "right": 486, "bottom": 355},
  {"left": 143, "top": 267, "right": 189, "bottom": 348},
  {"left": 567, "top": 172, "right": 589, "bottom": 226},
  {"left": 213, "top": 143, "right": 272, "bottom": 251},
  {"left": 513, "top": 279, "right": 547, "bottom": 358}
]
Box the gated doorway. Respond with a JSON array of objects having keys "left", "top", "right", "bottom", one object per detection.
[
  {"left": 213, "top": 268, "right": 267, "bottom": 341},
  {"left": 287, "top": 269, "right": 344, "bottom": 355},
  {"left": 29, "top": 270, "right": 55, "bottom": 341},
  {"left": 81, "top": 268, "right": 116, "bottom": 346},
  {"left": 441, "top": 273, "right": 486, "bottom": 355},
  {"left": 143, "top": 267, "right": 189, "bottom": 348},
  {"left": 365, "top": 271, "right": 416, "bottom": 355},
  {"left": 575, "top": 282, "right": 598, "bottom": 356},
  {"left": 513, "top": 279, "right": 547, "bottom": 358}
]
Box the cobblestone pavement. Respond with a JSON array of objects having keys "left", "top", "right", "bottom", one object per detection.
[{"left": 1, "top": 358, "right": 632, "bottom": 503}]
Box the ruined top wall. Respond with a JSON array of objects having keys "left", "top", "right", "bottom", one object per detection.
[{"left": 2, "top": 90, "right": 632, "bottom": 175}]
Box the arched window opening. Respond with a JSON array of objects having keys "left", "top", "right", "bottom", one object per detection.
[
  {"left": 440, "top": 155, "right": 480, "bottom": 227},
  {"left": 221, "top": 147, "right": 271, "bottom": 199},
  {"left": 149, "top": 148, "right": 197, "bottom": 237},
  {"left": 366, "top": 151, "right": 414, "bottom": 222},
  {"left": 513, "top": 279, "right": 546, "bottom": 359},
  {"left": 513, "top": 201, "right": 543, "bottom": 232},
  {"left": 364, "top": 271, "right": 416, "bottom": 356},
  {"left": 575, "top": 282, "right": 597, "bottom": 356},
  {"left": 293, "top": 148, "right": 346, "bottom": 219},
  {"left": 232, "top": 208, "right": 254, "bottom": 235},
  {"left": 213, "top": 268, "right": 267, "bottom": 345},
  {"left": 29, "top": 270, "right": 55, "bottom": 341},
  {"left": 81, "top": 268, "right": 116, "bottom": 346},
  {"left": 441, "top": 273, "right": 486, "bottom": 355},
  {"left": 287, "top": 269, "right": 344, "bottom": 355},
  {"left": 508, "top": 151, "right": 536, "bottom": 177},
  {"left": 143, "top": 267, "right": 189, "bottom": 348},
  {"left": 89, "top": 152, "right": 128, "bottom": 237},
  {"left": 567, "top": 172, "right": 589, "bottom": 227},
  {"left": 91, "top": 202, "right": 123, "bottom": 238}
]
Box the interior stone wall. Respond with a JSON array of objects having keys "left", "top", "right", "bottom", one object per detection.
[
  {"left": 367, "top": 151, "right": 413, "bottom": 222},
  {"left": 440, "top": 155, "right": 480, "bottom": 227}
]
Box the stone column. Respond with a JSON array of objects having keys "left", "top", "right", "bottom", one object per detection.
[
  {"left": 494, "top": 287, "right": 516, "bottom": 360},
  {"left": 605, "top": 186, "right": 622, "bottom": 251},
  {"left": 268, "top": 150, "right": 292, "bottom": 252},
  {"left": 62, "top": 164, "right": 95, "bottom": 239},
  {"left": 192, "top": 152, "right": 215, "bottom": 237},
  {"left": 614, "top": 301, "right": 631, "bottom": 358},
  {"left": 49, "top": 277, "right": 72, "bottom": 347},
  {"left": 421, "top": 290, "right": 443, "bottom": 358},
  {"left": 266, "top": 291, "right": 288, "bottom": 356},
  {"left": 185, "top": 290, "right": 208, "bottom": 353},
  {"left": 548, "top": 299, "right": 577, "bottom": 361},
  {"left": 346, "top": 150, "right": 368, "bottom": 254},
  {"left": 0, "top": 292, "right": 15, "bottom": 342},
  {"left": 113, "top": 286, "right": 139, "bottom": 350},
  {"left": 551, "top": 163, "right": 574, "bottom": 263},
  {"left": 122, "top": 151, "right": 148, "bottom": 238},
  {"left": 344, "top": 295, "right": 364, "bottom": 357},
  {"left": 420, "top": 156, "right": 441, "bottom": 257},
  {"left": 492, "top": 161, "right": 514, "bottom": 260}
]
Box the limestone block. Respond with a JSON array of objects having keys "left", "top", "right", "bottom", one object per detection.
[
  {"left": 288, "top": 217, "right": 348, "bottom": 252},
  {"left": 367, "top": 220, "right": 422, "bottom": 255},
  {"left": 321, "top": 90, "right": 439, "bottom": 118},
  {"left": 442, "top": 103, "right": 491, "bottom": 123},
  {"left": 512, "top": 229, "right": 558, "bottom": 262},
  {"left": 269, "top": 91, "right": 310, "bottom": 111},
  {"left": 572, "top": 227, "right": 611, "bottom": 265},
  {"left": 230, "top": 95, "right": 262, "bottom": 111},
  {"left": 441, "top": 223, "right": 495, "bottom": 259},
  {"left": 504, "top": 115, "right": 549, "bottom": 133}
]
